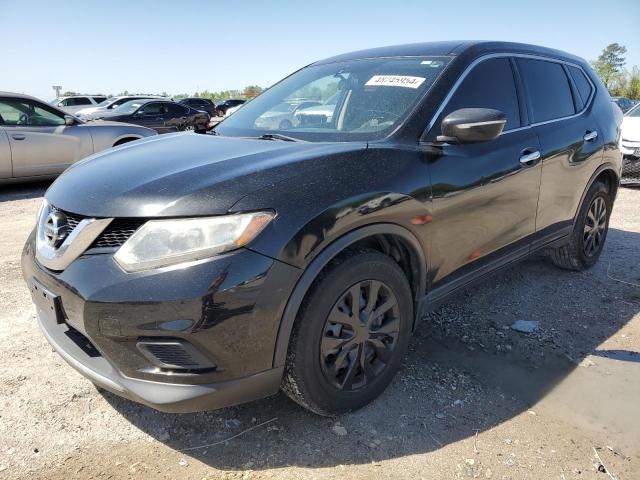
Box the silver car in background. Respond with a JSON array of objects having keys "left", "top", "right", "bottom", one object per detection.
[
  {"left": 75, "top": 95, "right": 167, "bottom": 118},
  {"left": 50, "top": 95, "right": 108, "bottom": 114},
  {"left": 0, "top": 92, "right": 157, "bottom": 182}
]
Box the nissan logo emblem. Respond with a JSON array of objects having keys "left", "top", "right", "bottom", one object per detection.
[{"left": 44, "top": 211, "right": 69, "bottom": 248}]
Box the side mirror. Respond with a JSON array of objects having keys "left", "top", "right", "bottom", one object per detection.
[
  {"left": 64, "top": 115, "right": 75, "bottom": 126},
  {"left": 438, "top": 108, "right": 506, "bottom": 144}
]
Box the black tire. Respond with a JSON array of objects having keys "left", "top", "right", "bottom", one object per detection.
[
  {"left": 113, "top": 137, "right": 136, "bottom": 147},
  {"left": 282, "top": 248, "right": 413, "bottom": 416},
  {"left": 548, "top": 181, "right": 612, "bottom": 270}
]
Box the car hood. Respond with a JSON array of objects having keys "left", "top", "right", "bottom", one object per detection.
[
  {"left": 621, "top": 117, "right": 640, "bottom": 140},
  {"left": 46, "top": 133, "right": 367, "bottom": 218}
]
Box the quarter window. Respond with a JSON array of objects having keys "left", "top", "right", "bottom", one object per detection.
[
  {"left": 517, "top": 59, "right": 575, "bottom": 123},
  {"left": 567, "top": 65, "right": 593, "bottom": 109},
  {"left": 439, "top": 58, "right": 521, "bottom": 132}
]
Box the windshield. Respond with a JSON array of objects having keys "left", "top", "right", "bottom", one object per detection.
[
  {"left": 627, "top": 103, "right": 640, "bottom": 117},
  {"left": 96, "top": 98, "right": 113, "bottom": 107},
  {"left": 113, "top": 100, "right": 145, "bottom": 114},
  {"left": 216, "top": 56, "right": 450, "bottom": 142}
]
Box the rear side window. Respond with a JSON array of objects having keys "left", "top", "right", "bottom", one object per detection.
[
  {"left": 440, "top": 58, "right": 521, "bottom": 131},
  {"left": 167, "top": 103, "right": 189, "bottom": 115},
  {"left": 517, "top": 59, "right": 575, "bottom": 123},
  {"left": 567, "top": 65, "right": 593, "bottom": 109}
]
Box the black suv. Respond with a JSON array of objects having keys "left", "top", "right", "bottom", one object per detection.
[
  {"left": 179, "top": 97, "right": 216, "bottom": 117},
  {"left": 215, "top": 99, "right": 245, "bottom": 116},
  {"left": 22, "top": 41, "right": 622, "bottom": 415}
]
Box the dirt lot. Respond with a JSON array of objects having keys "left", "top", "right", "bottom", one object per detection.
[{"left": 1, "top": 183, "right": 639, "bottom": 480}]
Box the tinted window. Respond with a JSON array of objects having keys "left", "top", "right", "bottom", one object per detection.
[
  {"left": 517, "top": 59, "right": 575, "bottom": 122},
  {"left": 440, "top": 58, "right": 521, "bottom": 131},
  {"left": 65, "top": 97, "right": 92, "bottom": 106},
  {"left": 92, "top": 96, "right": 107, "bottom": 103},
  {"left": 567, "top": 65, "right": 593, "bottom": 108},
  {"left": 139, "top": 103, "right": 165, "bottom": 115},
  {"left": 167, "top": 103, "right": 189, "bottom": 115}
]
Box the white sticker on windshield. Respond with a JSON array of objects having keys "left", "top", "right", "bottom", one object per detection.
[{"left": 365, "top": 75, "right": 426, "bottom": 89}]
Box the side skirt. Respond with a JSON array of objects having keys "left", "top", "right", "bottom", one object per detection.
[{"left": 415, "top": 228, "right": 572, "bottom": 321}]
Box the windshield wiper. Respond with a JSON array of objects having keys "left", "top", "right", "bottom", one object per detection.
[{"left": 257, "top": 133, "right": 301, "bottom": 142}]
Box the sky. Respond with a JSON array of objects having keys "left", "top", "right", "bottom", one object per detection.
[{"left": 2, "top": 0, "right": 639, "bottom": 101}]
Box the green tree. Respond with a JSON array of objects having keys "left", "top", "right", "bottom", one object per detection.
[
  {"left": 592, "top": 43, "right": 627, "bottom": 90},
  {"left": 626, "top": 66, "right": 640, "bottom": 100}
]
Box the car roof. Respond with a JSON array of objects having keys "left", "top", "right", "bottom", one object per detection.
[
  {"left": 0, "top": 91, "right": 42, "bottom": 100},
  {"left": 313, "top": 40, "right": 586, "bottom": 65}
]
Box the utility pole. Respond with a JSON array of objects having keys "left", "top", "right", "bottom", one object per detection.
[{"left": 52, "top": 85, "right": 62, "bottom": 98}]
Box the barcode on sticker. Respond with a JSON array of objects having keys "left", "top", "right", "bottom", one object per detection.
[{"left": 365, "top": 75, "right": 426, "bottom": 89}]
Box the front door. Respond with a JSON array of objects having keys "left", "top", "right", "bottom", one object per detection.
[
  {"left": 0, "top": 97, "right": 93, "bottom": 178},
  {"left": 425, "top": 57, "right": 542, "bottom": 291}
]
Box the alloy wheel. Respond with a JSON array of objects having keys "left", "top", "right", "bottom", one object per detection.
[
  {"left": 320, "top": 280, "right": 400, "bottom": 391},
  {"left": 583, "top": 196, "right": 607, "bottom": 257},
  {"left": 183, "top": 125, "right": 195, "bottom": 131}
]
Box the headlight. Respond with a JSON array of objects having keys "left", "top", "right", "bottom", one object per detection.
[{"left": 114, "top": 211, "right": 274, "bottom": 272}]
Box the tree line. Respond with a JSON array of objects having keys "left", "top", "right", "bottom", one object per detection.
[{"left": 592, "top": 43, "right": 639, "bottom": 99}]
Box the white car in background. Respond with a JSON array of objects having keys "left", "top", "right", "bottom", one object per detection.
[
  {"left": 224, "top": 103, "right": 244, "bottom": 117},
  {"left": 50, "top": 95, "right": 107, "bottom": 114},
  {"left": 620, "top": 103, "right": 640, "bottom": 184},
  {"left": 75, "top": 95, "right": 166, "bottom": 118}
]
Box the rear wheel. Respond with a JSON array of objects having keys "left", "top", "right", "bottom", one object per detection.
[
  {"left": 548, "top": 181, "right": 611, "bottom": 270},
  {"left": 282, "top": 249, "right": 413, "bottom": 415}
]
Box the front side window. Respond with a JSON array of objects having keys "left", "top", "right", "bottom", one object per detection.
[
  {"left": 139, "top": 103, "right": 166, "bottom": 115},
  {"left": 217, "top": 56, "right": 451, "bottom": 142},
  {"left": 114, "top": 100, "right": 146, "bottom": 114},
  {"left": 517, "top": 58, "right": 575, "bottom": 123},
  {"left": 0, "top": 98, "right": 65, "bottom": 126},
  {"left": 436, "top": 57, "right": 521, "bottom": 133}
]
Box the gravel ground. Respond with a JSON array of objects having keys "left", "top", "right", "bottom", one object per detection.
[{"left": 1, "top": 182, "right": 639, "bottom": 480}]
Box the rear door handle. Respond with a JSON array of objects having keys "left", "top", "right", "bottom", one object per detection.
[
  {"left": 584, "top": 130, "right": 598, "bottom": 142},
  {"left": 11, "top": 134, "right": 26, "bottom": 140},
  {"left": 519, "top": 150, "right": 541, "bottom": 166}
]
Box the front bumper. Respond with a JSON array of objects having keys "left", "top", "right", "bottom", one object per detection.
[
  {"left": 21, "top": 231, "right": 300, "bottom": 412},
  {"left": 622, "top": 155, "right": 640, "bottom": 184}
]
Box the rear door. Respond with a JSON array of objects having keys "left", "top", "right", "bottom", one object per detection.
[
  {"left": 516, "top": 58, "right": 604, "bottom": 243},
  {"left": 426, "top": 57, "right": 542, "bottom": 290},
  {"left": 0, "top": 97, "right": 93, "bottom": 177}
]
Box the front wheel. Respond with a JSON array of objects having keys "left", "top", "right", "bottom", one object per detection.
[
  {"left": 548, "top": 181, "right": 612, "bottom": 270},
  {"left": 282, "top": 249, "right": 413, "bottom": 415}
]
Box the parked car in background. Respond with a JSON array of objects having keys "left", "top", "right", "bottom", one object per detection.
[
  {"left": 21, "top": 42, "right": 621, "bottom": 416},
  {"left": 89, "top": 99, "right": 209, "bottom": 133},
  {"left": 215, "top": 99, "right": 245, "bottom": 116},
  {"left": 0, "top": 92, "right": 156, "bottom": 182},
  {"left": 254, "top": 101, "right": 322, "bottom": 129},
  {"left": 75, "top": 95, "right": 165, "bottom": 118},
  {"left": 620, "top": 103, "right": 640, "bottom": 184},
  {"left": 51, "top": 95, "right": 108, "bottom": 114},
  {"left": 179, "top": 98, "right": 216, "bottom": 117},
  {"left": 612, "top": 96, "right": 636, "bottom": 113},
  {"left": 224, "top": 103, "right": 244, "bottom": 117}
]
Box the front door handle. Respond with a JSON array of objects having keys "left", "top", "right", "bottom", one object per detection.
[
  {"left": 519, "top": 150, "right": 541, "bottom": 166},
  {"left": 11, "top": 134, "right": 26, "bottom": 140},
  {"left": 584, "top": 130, "right": 598, "bottom": 142}
]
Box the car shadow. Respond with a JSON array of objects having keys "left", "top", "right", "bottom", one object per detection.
[
  {"left": 96, "top": 226, "right": 639, "bottom": 470},
  {"left": 0, "top": 180, "right": 50, "bottom": 202}
]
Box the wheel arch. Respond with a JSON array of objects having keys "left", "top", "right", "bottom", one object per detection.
[
  {"left": 112, "top": 135, "right": 143, "bottom": 147},
  {"left": 573, "top": 163, "right": 619, "bottom": 226},
  {"left": 272, "top": 223, "right": 427, "bottom": 368}
]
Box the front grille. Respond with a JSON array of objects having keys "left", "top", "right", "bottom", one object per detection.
[
  {"left": 90, "top": 219, "right": 146, "bottom": 249},
  {"left": 622, "top": 156, "right": 640, "bottom": 184},
  {"left": 51, "top": 206, "right": 145, "bottom": 250}
]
